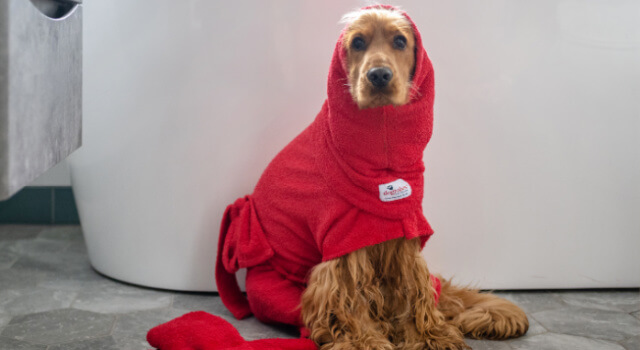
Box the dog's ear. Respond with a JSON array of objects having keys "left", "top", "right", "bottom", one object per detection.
[
  {"left": 409, "top": 45, "right": 417, "bottom": 82},
  {"left": 409, "top": 28, "right": 418, "bottom": 82}
]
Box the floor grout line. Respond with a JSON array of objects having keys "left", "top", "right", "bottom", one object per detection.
[
  {"left": 109, "top": 313, "right": 119, "bottom": 336},
  {"left": 527, "top": 312, "right": 551, "bottom": 333}
]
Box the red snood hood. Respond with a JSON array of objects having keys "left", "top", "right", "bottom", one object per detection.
[{"left": 316, "top": 5, "right": 435, "bottom": 221}]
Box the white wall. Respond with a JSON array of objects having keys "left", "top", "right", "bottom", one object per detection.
[
  {"left": 71, "top": 0, "right": 638, "bottom": 290},
  {"left": 418, "top": 1, "right": 640, "bottom": 288}
]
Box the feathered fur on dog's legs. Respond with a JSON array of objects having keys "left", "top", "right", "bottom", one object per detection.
[
  {"left": 390, "top": 239, "right": 469, "bottom": 350},
  {"left": 436, "top": 279, "right": 529, "bottom": 340},
  {"left": 303, "top": 238, "right": 470, "bottom": 350},
  {"left": 302, "top": 251, "right": 394, "bottom": 350}
]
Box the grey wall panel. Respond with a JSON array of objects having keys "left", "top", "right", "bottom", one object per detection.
[{"left": 0, "top": 0, "right": 82, "bottom": 200}]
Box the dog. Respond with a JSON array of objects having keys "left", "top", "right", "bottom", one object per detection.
[
  {"left": 215, "top": 5, "right": 528, "bottom": 350},
  {"left": 300, "top": 7, "right": 529, "bottom": 350}
]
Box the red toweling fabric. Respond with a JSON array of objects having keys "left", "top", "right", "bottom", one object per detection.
[
  {"left": 148, "top": 5, "right": 440, "bottom": 350},
  {"left": 147, "top": 311, "right": 317, "bottom": 350}
]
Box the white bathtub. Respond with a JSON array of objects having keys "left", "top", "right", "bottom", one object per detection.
[{"left": 70, "top": 0, "right": 640, "bottom": 291}]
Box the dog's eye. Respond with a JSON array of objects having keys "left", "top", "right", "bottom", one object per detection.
[
  {"left": 351, "top": 37, "right": 366, "bottom": 51},
  {"left": 393, "top": 35, "right": 407, "bottom": 50}
]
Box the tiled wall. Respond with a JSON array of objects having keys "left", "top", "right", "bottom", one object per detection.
[{"left": 0, "top": 186, "right": 80, "bottom": 224}]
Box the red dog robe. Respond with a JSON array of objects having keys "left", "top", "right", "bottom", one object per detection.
[
  {"left": 216, "top": 5, "right": 438, "bottom": 328},
  {"left": 147, "top": 6, "right": 440, "bottom": 350}
]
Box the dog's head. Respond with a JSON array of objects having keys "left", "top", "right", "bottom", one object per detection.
[{"left": 341, "top": 8, "right": 416, "bottom": 109}]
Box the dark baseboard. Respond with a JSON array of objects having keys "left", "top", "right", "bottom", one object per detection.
[{"left": 0, "top": 186, "right": 80, "bottom": 224}]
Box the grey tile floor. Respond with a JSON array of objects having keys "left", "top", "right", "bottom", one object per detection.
[{"left": 0, "top": 225, "right": 638, "bottom": 350}]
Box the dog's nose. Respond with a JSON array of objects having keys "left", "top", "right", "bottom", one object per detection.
[{"left": 366, "top": 67, "right": 393, "bottom": 88}]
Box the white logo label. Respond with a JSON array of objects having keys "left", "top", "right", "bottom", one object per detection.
[{"left": 378, "top": 179, "right": 412, "bottom": 202}]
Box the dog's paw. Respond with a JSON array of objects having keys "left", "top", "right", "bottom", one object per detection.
[
  {"left": 397, "top": 340, "right": 470, "bottom": 350},
  {"left": 460, "top": 307, "right": 529, "bottom": 340},
  {"left": 424, "top": 336, "right": 470, "bottom": 350},
  {"left": 458, "top": 298, "right": 529, "bottom": 340},
  {"left": 323, "top": 337, "right": 394, "bottom": 350},
  {"left": 412, "top": 322, "right": 470, "bottom": 350}
]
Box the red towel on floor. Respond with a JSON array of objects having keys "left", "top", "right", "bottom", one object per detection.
[
  {"left": 217, "top": 3, "right": 437, "bottom": 322},
  {"left": 147, "top": 311, "right": 317, "bottom": 350}
]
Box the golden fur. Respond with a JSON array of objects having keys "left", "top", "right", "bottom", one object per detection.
[{"left": 301, "top": 8, "right": 529, "bottom": 349}]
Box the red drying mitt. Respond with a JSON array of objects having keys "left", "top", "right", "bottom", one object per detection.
[{"left": 147, "top": 311, "right": 317, "bottom": 350}]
